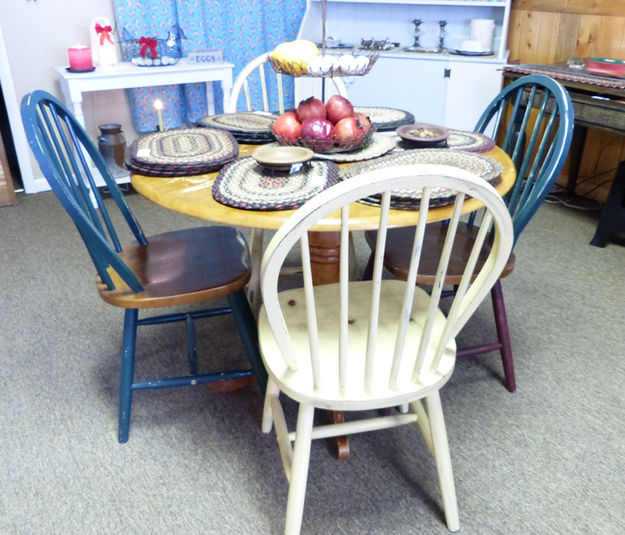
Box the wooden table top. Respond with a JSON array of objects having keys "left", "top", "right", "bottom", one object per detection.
[{"left": 131, "top": 144, "right": 516, "bottom": 232}]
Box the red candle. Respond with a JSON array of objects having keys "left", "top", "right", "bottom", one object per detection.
[{"left": 68, "top": 46, "right": 93, "bottom": 71}]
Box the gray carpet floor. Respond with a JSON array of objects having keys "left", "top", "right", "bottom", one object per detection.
[{"left": 1, "top": 190, "right": 623, "bottom": 534}]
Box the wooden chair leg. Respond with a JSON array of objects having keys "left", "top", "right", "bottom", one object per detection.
[
  {"left": 118, "top": 308, "right": 138, "bottom": 444},
  {"left": 285, "top": 403, "right": 315, "bottom": 535},
  {"left": 228, "top": 290, "right": 268, "bottom": 394},
  {"left": 491, "top": 280, "right": 516, "bottom": 392},
  {"left": 247, "top": 228, "right": 265, "bottom": 314},
  {"left": 185, "top": 313, "right": 198, "bottom": 375},
  {"left": 426, "top": 392, "right": 459, "bottom": 532},
  {"left": 262, "top": 378, "right": 279, "bottom": 434}
]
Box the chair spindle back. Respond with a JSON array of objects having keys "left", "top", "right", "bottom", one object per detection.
[
  {"left": 227, "top": 52, "right": 349, "bottom": 115},
  {"left": 21, "top": 90, "right": 145, "bottom": 293},
  {"left": 474, "top": 74, "right": 574, "bottom": 240},
  {"left": 261, "top": 164, "right": 514, "bottom": 395}
]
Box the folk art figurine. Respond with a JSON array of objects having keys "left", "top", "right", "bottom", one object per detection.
[{"left": 90, "top": 17, "right": 118, "bottom": 66}]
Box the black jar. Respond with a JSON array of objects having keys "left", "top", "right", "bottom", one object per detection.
[{"left": 97, "top": 123, "right": 126, "bottom": 173}]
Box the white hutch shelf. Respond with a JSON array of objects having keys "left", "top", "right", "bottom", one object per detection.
[{"left": 295, "top": 0, "right": 511, "bottom": 131}]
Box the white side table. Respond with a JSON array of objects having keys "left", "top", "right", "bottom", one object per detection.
[{"left": 56, "top": 61, "right": 235, "bottom": 129}]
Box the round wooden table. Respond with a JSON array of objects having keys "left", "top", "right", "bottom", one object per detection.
[
  {"left": 132, "top": 143, "right": 516, "bottom": 459},
  {"left": 132, "top": 144, "right": 516, "bottom": 284}
]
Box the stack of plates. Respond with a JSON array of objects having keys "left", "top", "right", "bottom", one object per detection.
[
  {"left": 198, "top": 112, "right": 278, "bottom": 143},
  {"left": 126, "top": 128, "right": 239, "bottom": 177}
]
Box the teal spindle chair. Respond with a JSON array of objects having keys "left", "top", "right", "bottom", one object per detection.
[
  {"left": 363, "top": 75, "right": 574, "bottom": 392},
  {"left": 21, "top": 90, "right": 267, "bottom": 443}
]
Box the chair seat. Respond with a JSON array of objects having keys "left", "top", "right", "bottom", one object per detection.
[
  {"left": 365, "top": 222, "right": 516, "bottom": 285},
  {"left": 258, "top": 280, "right": 455, "bottom": 411},
  {"left": 97, "top": 226, "right": 251, "bottom": 309}
]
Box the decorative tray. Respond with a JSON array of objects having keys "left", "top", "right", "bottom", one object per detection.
[
  {"left": 126, "top": 128, "right": 238, "bottom": 177},
  {"left": 340, "top": 149, "right": 503, "bottom": 210},
  {"left": 213, "top": 158, "right": 341, "bottom": 211},
  {"left": 353, "top": 107, "right": 415, "bottom": 131},
  {"left": 397, "top": 123, "right": 449, "bottom": 146},
  {"left": 449, "top": 49, "right": 495, "bottom": 57}
]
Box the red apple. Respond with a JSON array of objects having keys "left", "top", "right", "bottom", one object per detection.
[
  {"left": 334, "top": 116, "right": 366, "bottom": 145},
  {"left": 272, "top": 111, "right": 301, "bottom": 142},
  {"left": 300, "top": 118, "right": 334, "bottom": 151},
  {"left": 296, "top": 97, "right": 326, "bottom": 122},
  {"left": 326, "top": 95, "right": 354, "bottom": 125}
]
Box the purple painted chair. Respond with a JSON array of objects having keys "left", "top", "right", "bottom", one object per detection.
[{"left": 363, "top": 75, "right": 574, "bottom": 391}]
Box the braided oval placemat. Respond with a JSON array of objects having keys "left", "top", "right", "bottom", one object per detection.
[
  {"left": 198, "top": 112, "right": 278, "bottom": 142},
  {"left": 340, "top": 148, "right": 503, "bottom": 210},
  {"left": 353, "top": 106, "right": 415, "bottom": 131},
  {"left": 213, "top": 158, "right": 341, "bottom": 211},
  {"left": 126, "top": 128, "right": 239, "bottom": 176}
]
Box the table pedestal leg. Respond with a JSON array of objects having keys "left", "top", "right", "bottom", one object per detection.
[
  {"left": 308, "top": 230, "right": 341, "bottom": 285},
  {"left": 308, "top": 230, "right": 350, "bottom": 460}
]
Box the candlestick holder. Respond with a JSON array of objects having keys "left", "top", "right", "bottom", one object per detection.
[
  {"left": 437, "top": 20, "right": 448, "bottom": 53},
  {"left": 404, "top": 19, "right": 442, "bottom": 53}
]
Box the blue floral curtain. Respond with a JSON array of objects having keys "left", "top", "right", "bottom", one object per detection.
[{"left": 112, "top": 0, "right": 306, "bottom": 132}]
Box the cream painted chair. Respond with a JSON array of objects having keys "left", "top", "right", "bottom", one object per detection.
[
  {"left": 226, "top": 51, "right": 348, "bottom": 114},
  {"left": 227, "top": 52, "right": 350, "bottom": 311},
  {"left": 257, "top": 164, "right": 515, "bottom": 534}
]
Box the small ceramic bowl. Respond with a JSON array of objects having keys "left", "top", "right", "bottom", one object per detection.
[{"left": 252, "top": 145, "right": 314, "bottom": 171}]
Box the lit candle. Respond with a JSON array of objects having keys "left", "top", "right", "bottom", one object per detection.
[
  {"left": 153, "top": 99, "right": 164, "bottom": 131},
  {"left": 67, "top": 45, "right": 93, "bottom": 71}
]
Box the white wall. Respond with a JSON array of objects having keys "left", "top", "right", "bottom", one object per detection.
[{"left": 0, "top": 0, "right": 135, "bottom": 193}]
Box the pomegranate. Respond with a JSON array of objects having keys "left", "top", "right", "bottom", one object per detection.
[
  {"left": 353, "top": 112, "right": 371, "bottom": 132},
  {"left": 300, "top": 118, "right": 334, "bottom": 151},
  {"left": 334, "top": 116, "right": 366, "bottom": 145},
  {"left": 272, "top": 111, "right": 301, "bottom": 142},
  {"left": 325, "top": 95, "right": 354, "bottom": 125},
  {"left": 296, "top": 97, "right": 326, "bottom": 122}
]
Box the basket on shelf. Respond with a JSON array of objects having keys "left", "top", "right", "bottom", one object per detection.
[{"left": 119, "top": 25, "right": 185, "bottom": 67}]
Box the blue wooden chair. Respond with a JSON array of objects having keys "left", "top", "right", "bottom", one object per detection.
[
  {"left": 364, "top": 75, "right": 574, "bottom": 392},
  {"left": 21, "top": 90, "right": 267, "bottom": 442}
]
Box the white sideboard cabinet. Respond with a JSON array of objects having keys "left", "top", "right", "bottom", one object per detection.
[{"left": 295, "top": 0, "right": 511, "bottom": 131}]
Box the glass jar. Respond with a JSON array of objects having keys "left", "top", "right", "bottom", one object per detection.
[{"left": 97, "top": 123, "right": 126, "bottom": 177}]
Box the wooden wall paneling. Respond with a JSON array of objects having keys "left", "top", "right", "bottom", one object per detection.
[
  {"left": 591, "top": 16, "right": 625, "bottom": 59},
  {"left": 554, "top": 14, "right": 580, "bottom": 62},
  {"left": 513, "top": 0, "right": 624, "bottom": 17},
  {"left": 509, "top": 2, "right": 625, "bottom": 201}
]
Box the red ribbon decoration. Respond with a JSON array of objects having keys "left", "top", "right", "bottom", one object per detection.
[
  {"left": 95, "top": 23, "right": 114, "bottom": 46},
  {"left": 139, "top": 37, "right": 158, "bottom": 59}
]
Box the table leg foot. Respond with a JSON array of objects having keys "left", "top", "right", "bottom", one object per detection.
[{"left": 332, "top": 411, "right": 350, "bottom": 460}]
